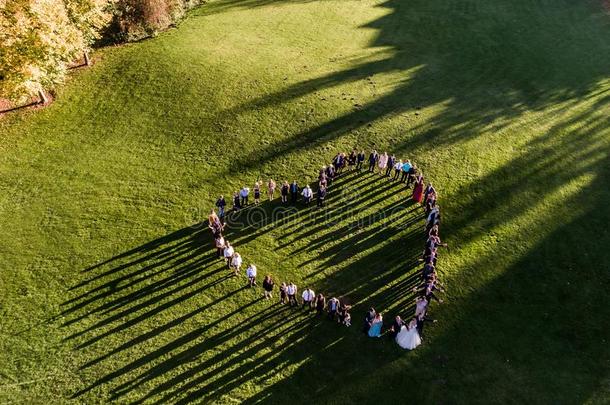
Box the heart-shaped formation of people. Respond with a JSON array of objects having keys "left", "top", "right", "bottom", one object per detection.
[{"left": 208, "top": 148, "right": 446, "bottom": 351}]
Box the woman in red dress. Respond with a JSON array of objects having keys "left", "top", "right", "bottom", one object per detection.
[{"left": 412, "top": 175, "right": 424, "bottom": 203}]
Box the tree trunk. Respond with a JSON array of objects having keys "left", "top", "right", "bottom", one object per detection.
[{"left": 38, "top": 90, "right": 48, "bottom": 104}]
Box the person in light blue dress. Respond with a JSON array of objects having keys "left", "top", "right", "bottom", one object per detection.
[{"left": 368, "top": 312, "right": 383, "bottom": 337}]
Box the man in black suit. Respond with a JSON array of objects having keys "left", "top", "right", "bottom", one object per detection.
[
  {"left": 388, "top": 315, "right": 404, "bottom": 339},
  {"left": 317, "top": 186, "right": 327, "bottom": 207},
  {"left": 367, "top": 150, "right": 378, "bottom": 172}
]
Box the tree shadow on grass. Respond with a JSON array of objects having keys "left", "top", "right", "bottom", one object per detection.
[
  {"left": 63, "top": 166, "right": 427, "bottom": 402},
  {"left": 194, "top": 0, "right": 610, "bottom": 174}
]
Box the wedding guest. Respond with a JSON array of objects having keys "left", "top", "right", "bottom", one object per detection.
[
  {"left": 279, "top": 282, "right": 288, "bottom": 304},
  {"left": 388, "top": 315, "right": 404, "bottom": 339},
  {"left": 393, "top": 159, "right": 403, "bottom": 181},
  {"left": 315, "top": 293, "right": 326, "bottom": 315},
  {"left": 214, "top": 235, "right": 226, "bottom": 258},
  {"left": 343, "top": 309, "right": 351, "bottom": 327},
  {"left": 412, "top": 175, "right": 424, "bottom": 203},
  {"left": 302, "top": 184, "right": 313, "bottom": 205},
  {"left": 386, "top": 154, "right": 396, "bottom": 177},
  {"left": 348, "top": 150, "right": 357, "bottom": 169},
  {"left": 326, "top": 164, "right": 335, "bottom": 185},
  {"left": 356, "top": 150, "right": 365, "bottom": 171},
  {"left": 317, "top": 186, "right": 327, "bottom": 207},
  {"left": 246, "top": 263, "right": 257, "bottom": 287},
  {"left": 223, "top": 241, "right": 234, "bottom": 269},
  {"left": 290, "top": 180, "right": 299, "bottom": 203},
  {"left": 254, "top": 182, "right": 261, "bottom": 205},
  {"left": 415, "top": 296, "right": 429, "bottom": 317},
  {"left": 363, "top": 307, "right": 376, "bottom": 333},
  {"left": 215, "top": 196, "right": 226, "bottom": 219},
  {"left": 232, "top": 192, "right": 241, "bottom": 211},
  {"left": 327, "top": 296, "right": 339, "bottom": 320},
  {"left": 368, "top": 312, "right": 383, "bottom": 337},
  {"left": 302, "top": 287, "right": 315, "bottom": 310},
  {"left": 400, "top": 160, "right": 411, "bottom": 182},
  {"left": 262, "top": 275, "right": 274, "bottom": 299},
  {"left": 407, "top": 164, "right": 418, "bottom": 188},
  {"left": 368, "top": 149, "right": 379, "bottom": 172},
  {"left": 424, "top": 183, "right": 436, "bottom": 205},
  {"left": 287, "top": 282, "right": 298, "bottom": 306},
  {"left": 268, "top": 179, "right": 276, "bottom": 201},
  {"left": 240, "top": 186, "right": 250, "bottom": 206},
  {"left": 377, "top": 152, "right": 388, "bottom": 175},
  {"left": 231, "top": 252, "right": 242, "bottom": 276},
  {"left": 338, "top": 302, "right": 351, "bottom": 324},
  {"left": 281, "top": 181, "right": 289, "bottom": 203}
]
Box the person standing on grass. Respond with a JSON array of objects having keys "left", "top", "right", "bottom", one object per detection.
[
  {"left": 412, "top": 175, "right": 424, "bottom": 203},
  {"left": 368, "top": 149, "right": 379, "bottom": 172},
  {"left": 363, "top": 307, "right": 376, "bottom": 333},
  {"left": 233, "top": 191, "right": 241, "bottom": 211},
  {"left": 215, "top": 196, "right": 226, "bottom": 219},
  {"left": 281, "top": 181, "right": 289, "bottom": 203},
  {"left": 393, "top": 159, "right": 403, "bottom": 181},
  {"left": 240, "top": 186, "right": 250, "bottom": 207},
  {"left": 208, "top": 210, "right": 223, "bottom": 236},
  {"left": 348, "top": 150, "right": 357, "bottom": 170},
  {"left": 386, "top": 154, "right": 396, "bottom": 178},
  {"left": 327, "top": 296, "right": 339, "bottom": 320},
  {"left": 326, "top": 164, "right": 335, "bottom": 185},
  {"left": 368, "top": 312, "right": 383, "bottom": 337},
  {"left": 400, "top": 160, "right": 411, "bottom": 182},
  {"left": 262, "top": 275, "right": 274, "bottom": 299},
  {"left": 254, "top": 182, "right": 261, "bottom": 205},
  {"left": 223, "top": 241, "right": 234, "bottom": 269},
  {"left": 231, "top": 252, "right": 243, "bottom": 276},
  {"left": 246, "top": 263, "right": 257, "bottom": 287},
  {"left": 415, "top": 296, "right": 429, "bottom": 317},
  {"left": 302, "top": 184, "right": 313, "bottom": 205},
  {"left": 423, "top": 183, "right": 436, "bottom": 205},
  {"left": 377, "top": 152, "right": 388, "bottom": 175},
  {"left": 407, "top": 164, "right": 418, "bottom": 188},
  {"left": 356, "top": 150, "right": 365, "bottom": 171},
  {"left": 301, "top": 287, "right": 315, "bottom": 310},
  {"left": 268, "top": 179, "right": 277, "bottom": 201},
  {"left": 287, "top": 282, "right": 298, "bottom": 306},
  {"left": 290, "top": 180, "right": 299, "bottom": 203},
  {"left": 315, "top": 293, "right": 326, "bottom": 315},
  {"left": 317, "top": 186, "right": 327, "bottom": 207},
  {"left": 279, "top": 282, "right": 288, "bottom": 304},
  {"left": 215, "top": 235, "right": 226, "bottom": 258},
  {"left": 388, "top": 315, "right": 404, "bottom": 339}
]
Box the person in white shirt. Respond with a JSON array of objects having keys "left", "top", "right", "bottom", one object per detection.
[
  {"left": 240, "top": 186, "right": 250, "bottom": 207},
  {"left": 301, "top": 185, "right": 313, "bottom": 205},
  {"left": 230, "top": 252, "right": 242, "bottom": 276},
  {"left": 286, "top": 282, "right": 297, "bottom": 307},
  {"left": 223, "top": 242, "right": 234, "bottom": 269},
  {"left": 393, "top": 159, "right": 403, "bottom": 181},
  {"left": 246, "top": 263, "right": 257, "bottom": 287},
  {"left": 301, "top": 288, "right": 315, "bottom": 311}
]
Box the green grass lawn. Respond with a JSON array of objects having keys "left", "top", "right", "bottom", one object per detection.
[{"left": 1, "top": 0, "right": 609, "bottom": 403}]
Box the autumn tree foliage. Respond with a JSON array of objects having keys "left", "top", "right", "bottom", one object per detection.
[
  {"left": 0, "top": 0, "right": 201, "bottom": 103},
  {"left": 0, "top": 0, "right": 112, "bottom": 102}
]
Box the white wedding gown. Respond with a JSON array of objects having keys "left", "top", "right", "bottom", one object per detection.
[{"left": 396, "top": 325, "right": 421, "bottom": 350}]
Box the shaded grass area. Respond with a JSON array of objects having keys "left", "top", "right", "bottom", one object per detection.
[{"left": 0, "top": 0, "right": 609, "bottom": 403}]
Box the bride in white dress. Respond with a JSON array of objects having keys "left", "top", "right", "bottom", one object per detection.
[{"left": 396, "top": 318, "right": 421, "bottom": 350}]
